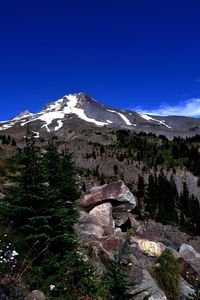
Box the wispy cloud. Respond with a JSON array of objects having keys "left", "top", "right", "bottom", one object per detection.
[{"left": 133, "top": 98, "right": 200, "bottom": 117}]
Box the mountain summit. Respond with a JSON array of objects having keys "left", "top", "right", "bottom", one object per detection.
[{"left": 1, "top": 93, "right": 200, "bottom": 139}]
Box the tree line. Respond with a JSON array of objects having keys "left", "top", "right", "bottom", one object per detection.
[{"left": 135, "top": 173, "right": 200, "bottom": 235}]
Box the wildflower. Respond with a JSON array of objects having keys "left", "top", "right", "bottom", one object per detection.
[
  {"left": 50, "top": 284, "right": 55, "bottom": 290},
  {"left": 11, "top": 250, "right": 18, "bottom": 256}
]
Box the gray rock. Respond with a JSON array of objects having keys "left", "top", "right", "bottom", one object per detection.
[
  {"left": 80, "top": 180, "right": 136, "bottom": 226},
  {"left": 75, "top": 210, "right": 104, "bottom": 238},
  {"left": 133, "top": 269, "right": 167, "bottom": 300},
  {"left": 179, "top": 243, "right": 200, "bottom": 278},
  {"left": 25, "top": 290, "right": 45, "bottom": 300},
  {"left": 180, "top": 278, "right": 195, "bottom": 299},
  {"left": 89, "top": 202, "right": 115, "bottom": 235}
]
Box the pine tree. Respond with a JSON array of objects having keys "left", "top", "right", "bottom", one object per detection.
[
  {"left": 156, "top": 174, "right": 178, "bottom": 224},
  {"left": 104, "top": 251, "right": 136, "bottom": 300},
  {"left": 0, "top": 135, "right": 81, "bottom": 291},
  {"left": 180, "top": 182, "right": 190, "bottom": 217},
  {"left": 146, "top": 174, "right": 158, "bottom": 218},
  {"left": 1, "top": 132, "right": 46, "bottom": 241},
  {"left": 190, "top": 195, "right": 200, "bottom": 235},
  {"left": 42, "top": 141, "right": 80, "bottom": 254},
  {"left": 137, "top": 175, "right": 145, "bottom": 199}
]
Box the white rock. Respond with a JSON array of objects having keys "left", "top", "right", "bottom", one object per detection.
[{"left": 89, "top": 202, "right": 115, "bottom": 235}]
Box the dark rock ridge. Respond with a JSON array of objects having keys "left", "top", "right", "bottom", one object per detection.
[{"left": 1, "top": 92, "right": 200, "bottom": 139}]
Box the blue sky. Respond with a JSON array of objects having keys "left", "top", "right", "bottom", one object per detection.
[{"left": 1, "top": 0, "right": 200, "bottom": 120}]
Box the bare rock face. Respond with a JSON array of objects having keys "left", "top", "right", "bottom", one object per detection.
[
  {"left": 74, "top": 210, "right": 104, "bottom": 238},
  {"left": 79, "top": 180, "right": 136, "bottom": 226},
  {"left": 134, "top": 269, "right": 167, "bottom": 300},
  {"left": 89, "top": 202, "right": 115, "bottom": 235}
]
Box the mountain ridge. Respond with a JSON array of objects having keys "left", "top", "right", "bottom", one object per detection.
[{"left": 1, "top": 92, "right": 200, "bottom": 139}]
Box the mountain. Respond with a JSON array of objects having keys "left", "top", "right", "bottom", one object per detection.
[{"left": 1, "top": 92, "right": 200, "bottom": 139}]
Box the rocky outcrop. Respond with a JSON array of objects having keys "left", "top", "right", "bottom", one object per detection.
[
  {"left": 76, "top": 181, "right": 199, "bottom": 300},
  {"left": 79, "top": 180, "right": 136, "bottom": 226}
]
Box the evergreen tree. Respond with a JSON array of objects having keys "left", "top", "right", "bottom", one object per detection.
[
  {"left": 42, "top": 141, "right": 80, "bottom": 254},
  {"left": 137, "top": 175, "right": 145, "bottom": 199},
  {"left": 190, "top": 195, "right": 200, "bottom": 235},
  {"left": 104, "top": 250, "right": 139, "bottom": 300},
  {"left": 146, "top": 174, "right": 158, "bottom": 218},
  {"left": 180, "top": 182, "right": 190, "bottom": 217},
  {"left": 0, "top": 135, "right": 81, "bottom": 292},
  {"left": 156, "top": 174, "right": 178, "bottom": 224},
  {"left": 1, "top": 132, "right": 46, "bottom": 239},
  {"left": 136, "top": 175, "right": 145, "bottom": 216}
]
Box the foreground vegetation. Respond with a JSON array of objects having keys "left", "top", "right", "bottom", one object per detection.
[
  {"left": 0, "top": 133, "right": 143, "bottom": 299},
  {"left": 0, "top": 131, "right": 200, "bottom": 299}
]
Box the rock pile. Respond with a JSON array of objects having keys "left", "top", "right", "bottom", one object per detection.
[{"left": 75, "top": 180, "right": 199, "bottom": 300}]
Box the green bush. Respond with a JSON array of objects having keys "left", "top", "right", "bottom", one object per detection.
[{"left": 151, "top": 249, "right": 180, "bottom": 300}]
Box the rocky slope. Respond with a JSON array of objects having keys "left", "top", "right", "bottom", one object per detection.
[{"left": 76, "top": 180, "right": 199, "bottom": 299}]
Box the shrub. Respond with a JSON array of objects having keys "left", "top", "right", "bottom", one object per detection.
[
  {"left": 151, "top": 249, "right": 180, "bottom": 299},
  {"left": 151, "top": 249, "right": 180, "bottom": 300}
]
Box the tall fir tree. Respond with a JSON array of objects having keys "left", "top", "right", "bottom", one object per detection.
[
  {"left": 180, "top": 182, "right": 190, "bottom": 217},
  {"left": 146, "top": 174, "right": 158, "bottom": 218},
  {"left": 0, "top": 135, "right": 81, "bottom": 291},
  {"left": 1, "top": 131, "right": 46, "bottom": 241}
]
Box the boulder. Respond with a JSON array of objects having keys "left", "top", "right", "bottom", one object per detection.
[
  {"left": 89, "top": 202, "right": 115, "bottom": 235},
  {"left": 99, "top": 236, "right": 123, "bottom": 260},
  {"left": 80, "top": 180, "right": 136, "bottom": 226},
  {"left": 25, "top": 290, "right": 45, "bottom": 300},
  {"left": 179, "top": 243, "right": 200, "bottom": 259},
  {"left": 179, "top": 244, "right": 200, "bottom": 280},
  {"left": 130, "top": 237, "right": 166, "bottom": 257},
  {"left": 75, "top": 210, "right": 104, "bottom": 238}
]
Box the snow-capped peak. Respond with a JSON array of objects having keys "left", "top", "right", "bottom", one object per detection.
[
  {"left": 13, "top": 109, "right": 33, "bottom": 120},
  {"left": 0, "top": 92, "right": 175, "bottom": 135}
]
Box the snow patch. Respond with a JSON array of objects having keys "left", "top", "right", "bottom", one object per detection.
[
  {"left": 37, "top": 111, "right": 64, "bottom": 132},
  {"left": 139, "top": 113, "right": 172, "bottom": 129},
  {"left": 63, "top": 94, "right": 108, "bottom": 126},
  {"left": 55, "top": 120, "right": 63, "bottom": 131},
  {"left": 107, "top": 109, "right": 133, "bottom": 126},
  {"left": 45, "top": 98, "right": 64, "bottom": 111},
  {"left": 0, "top": 123, "right": 13, "bottom": 130}
]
